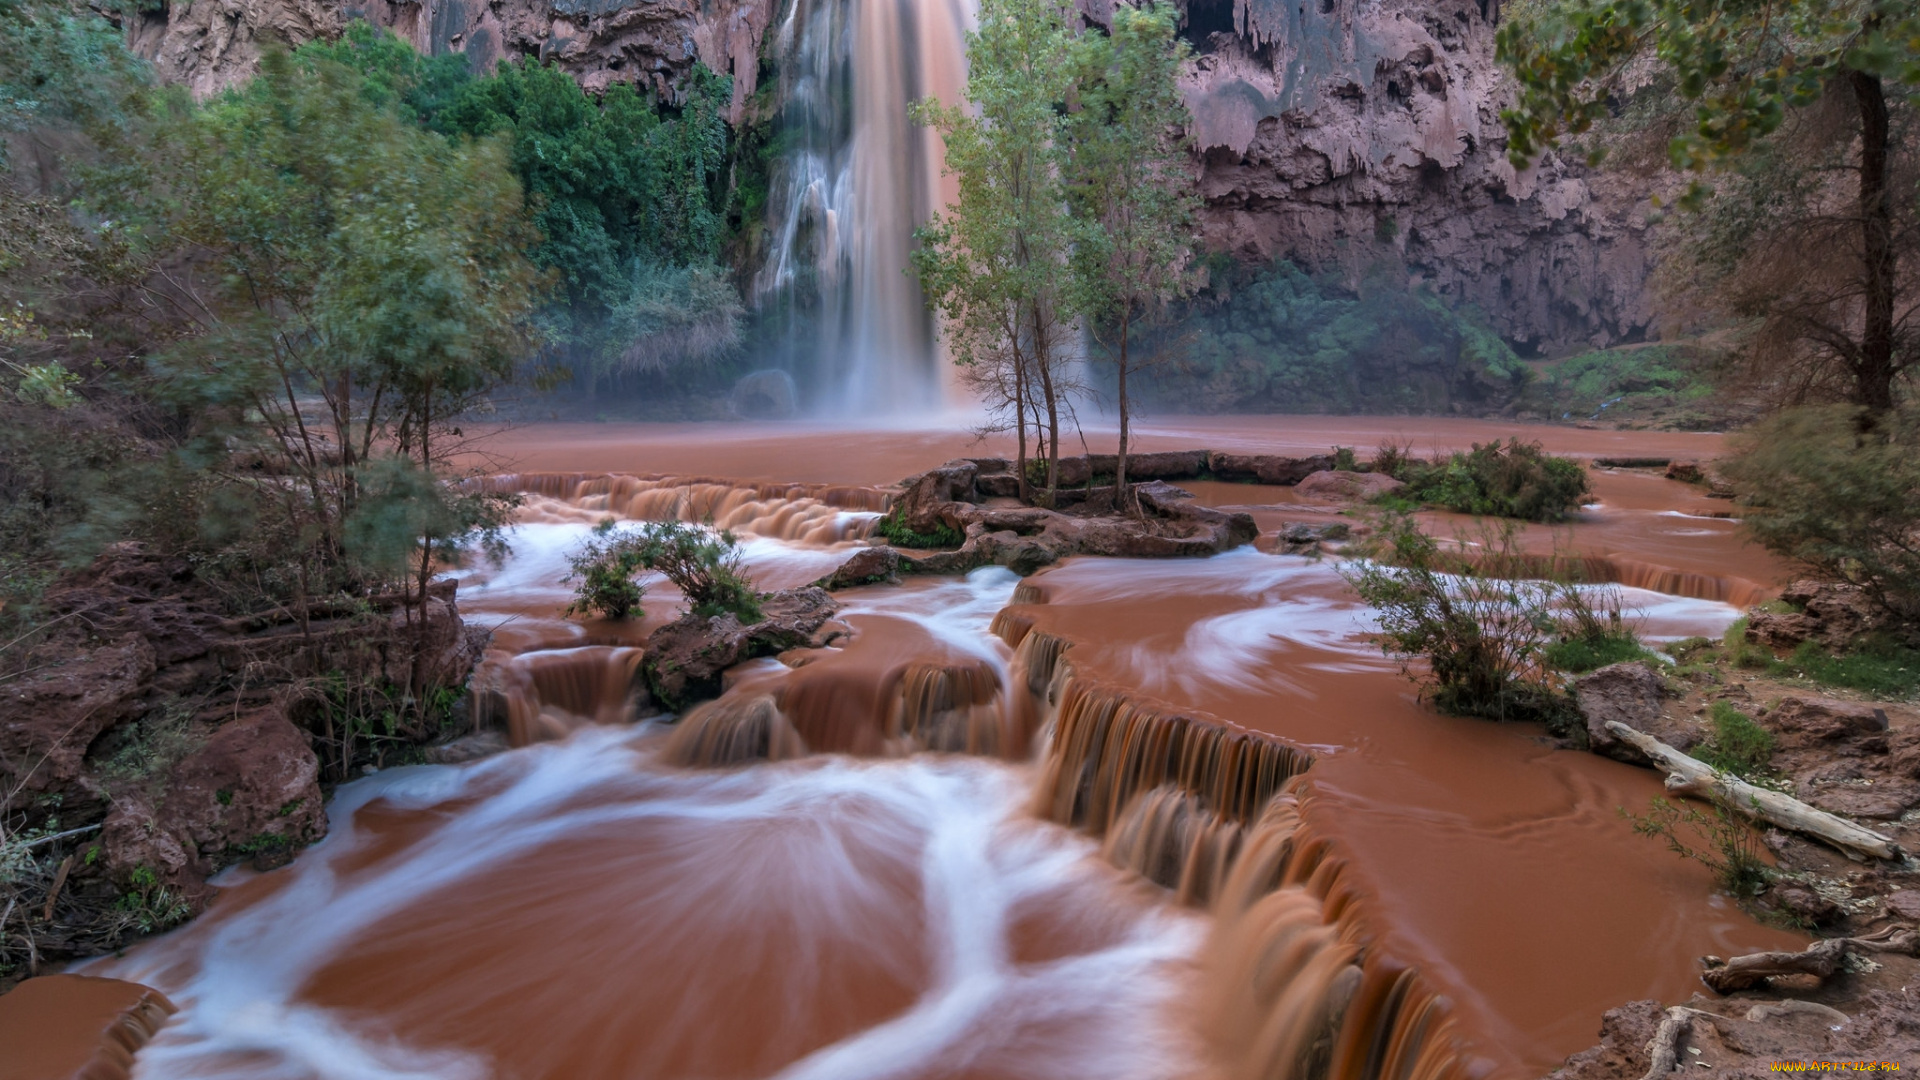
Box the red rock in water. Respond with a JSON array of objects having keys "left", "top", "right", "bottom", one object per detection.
[
  {"left": 1293, "top": 469, "right": 1406, "bottom": 502},
  {"left": 0, "top": 974, "right": 174, "bottom": 1080}
]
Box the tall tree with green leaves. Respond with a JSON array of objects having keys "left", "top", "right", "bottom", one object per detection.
[
  {"left": 1497, "top": 0, "right": 1920, "bottom": 414},
  {"left": 1065, "top": 1, "right": 1199, "bottom": 510},
  {"left": 129, "top": 49, "right": 541, "bottom": 639},
  {"left": 913, "top": 0, "right": 1079, "bottom": 504}
]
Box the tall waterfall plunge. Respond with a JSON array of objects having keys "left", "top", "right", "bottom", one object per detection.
[{"left": 754, "top": 0, "right": 973, "bottom": 416}]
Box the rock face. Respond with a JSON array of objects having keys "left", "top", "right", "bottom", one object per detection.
[
  {"left": 642, "top": 588, "right": 840, "bottom": 710},
  {"left": 124, "top": 0, "right": 774, "bottom": 115},
  {"left": 1745, "top": 580, "right": 1881, "bottom": 652},
  {"left": 129, "top": 0, "right": 1656, "bottom": 359},
  {"left": 1171, "top": 0, "right": 1656, "bottom": 355},
  {"left": 0, "top": 543, "right": 488, "bottom": 954},
  {"left": 1572, "top": 661, "right": 1695, "bottom": 762}
]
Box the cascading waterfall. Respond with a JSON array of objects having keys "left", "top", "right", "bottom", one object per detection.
[{"left": 754, "top": 0, "right": 973, "bottom": 415}]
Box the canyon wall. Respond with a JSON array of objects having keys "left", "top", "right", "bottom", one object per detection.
[
  {"left": 1168, "top": 0, "right": 1655, "bottom": 355},
  {"left": 124, "top": 0, "right": 1657, "bottom": 357}
]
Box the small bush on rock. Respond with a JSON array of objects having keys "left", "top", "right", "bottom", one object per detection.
[
  {"left": 1694, "top": 702, "right": 1776, "bottom": 780},
  {"left": 565, "top": 519, "right": 761, "bottom": 623},
  {"left": 875, "top": 507, "right": 963, "bottom": 549},
  {"left": 1385, "top": 439, "right": 1590, "bottom": 523}
]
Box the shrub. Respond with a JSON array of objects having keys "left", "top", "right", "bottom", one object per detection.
[
  {"left": 1770, "top": 637, "right": 1920, "bottom": 700},
  {"left": 563, "top": 521, "right": 649, "bottom": 619},
  {"left": 565, "top": 519, "right": 760, "bottom": 622},
  {"left": 1542, "top": 583, "right": 1650, "bottom": 672},
  {"left": 1390, "top": 439, "right": 1590, "bottom": 523},
  {"left": 1721, "top": 405, "right": 1920, "bottom": 632},
  {"left": 875, "top": 507, "right": 963, "bottom": 549},
  {"left": 1624, "top": 795, "right": 1771, "bottom": 898},
  {"left": 1343, "top": 513, "right": 1583, "bottom": 732},
  {"left": 1694, "top": 702, "right": 1775, "bottom": 779}
]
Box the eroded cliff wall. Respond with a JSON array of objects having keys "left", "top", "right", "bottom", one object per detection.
[
  {"left": 125, "top": 0, "right": 1657, "bottom": 357},
  {"left": 1171, "top": 0, "right": 1655, "bottom": 355}
]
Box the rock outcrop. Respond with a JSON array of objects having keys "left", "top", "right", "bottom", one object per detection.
[
  {"left": 883, "top": 457, "right": 1259, "bottom": 577},
  {"left": 642, "top": 587, "right": 842, "bottom": 710},
  {"left": 1170, "top": 0, "right": 1658, "bottom": 355},
  {"left": 0, "top": 543, "right": 488, "bottom": 964},
  {"left": 1573, "top": 661, "right": 1696, "bottom": 762},
  {"left": 123, "top": 0, "right": 774, "bottom": 116}
]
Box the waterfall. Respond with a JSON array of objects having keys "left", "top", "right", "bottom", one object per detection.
[{"left": 754, "top": 0, "right": 973, "bottom": 415}]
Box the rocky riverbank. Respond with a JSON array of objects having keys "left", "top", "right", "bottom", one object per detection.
[{"left": 0, "top": 543, "right": 488, "bottom": 987}]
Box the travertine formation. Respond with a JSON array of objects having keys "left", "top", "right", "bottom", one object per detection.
[{"left": 124, "top": 0, "right": 1658, "bottom": 355}]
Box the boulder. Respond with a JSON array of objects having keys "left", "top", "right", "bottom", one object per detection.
[
  {"left": 1766, "top": 695, "right": 1888, "bottom": 744},
  {"left": 1272, "top": 520, "right": 1352, "bottom": 555},
  {"left": 0, "top": 637, "right": 155, "bottom": 794},
  {"left": 1773, "top": 886, "right": 1842, "bottom": 926},
  {"left": 1886, "top": 890, "right": 1920, "bottom": 922},
  {"left": 643, "top": 588, "right": 840, "bottom": 711},
  {"left": 1573, "top": 661, "right": 1696, "bottom": 763},
  {"left": 102, "top": 705, "right": 326, "bottom": 891},
  {"left": 815, "top": 546, "right": 902, "bottom": 590},
  {"left": 1294, "top": 469, "right": 1406, "bottom": 502},
  {"left": 1665, "top": 460, "right": 1705, "bottom": 483},
  {"left": 1206, "top": 452, "right": 1336, "bottom": 485},
  {"left": 890, "top": 462, "right": 978, "bottom": 534}
]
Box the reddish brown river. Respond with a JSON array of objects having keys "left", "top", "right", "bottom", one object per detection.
[{"left": 86, "top": 417, "right": 1800, "bottom": 1080}]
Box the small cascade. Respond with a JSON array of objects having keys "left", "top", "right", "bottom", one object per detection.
[
  {"left": 1453, "top": 550, "right": 1772, "bottom": 607},
  {"left": 472, "top": 646, "right": 648, "bottom": 746},
  {"left": 482, "top": 472, "right": 889, "bottom": 543},
  {"left": 663, "top": 693, "right": 810, "bottom": 766},
  {"left": 998, "top": 610, "right": 1470, "bottom": 1080},
  {"left": 755, "top": 0, "right": 973, "bottom": 413}
]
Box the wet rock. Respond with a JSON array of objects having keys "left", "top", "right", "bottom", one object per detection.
[
  {"left": 1294, "top": 469, "right": 1406, "bottom": 502},
  {"left": 729, "top": 369, "right": 796, "bottom": 418},
  {"left": 423, "top": 730, "right": 511, "bottom": 765},
  {"left": 1768, "top": 696, "right": 1888, "bottom": 744},
  {"left": 1132, "top": 480, "right": 1195, "bottom": 502},
  {"left": 815, "top": 546, "right": 902, "bottom": 590},
  {"left": 643, "top": 588, "right": 839, "bottom": 711},
  {"left": 1573, "top": 662, "right": 1695, "bottom": 764},
  {"left": 889, "top": 462, "right": 978, "bottom": 535},
  {"left": 1549, "top": 999, "right": 1666, "bottom": 1080},
  {"left": 1206, "top": 452, "right": 1336, "bottom": 485},
  {"left": 1665, "top": 460, "right": 1705, "bottom": 483}
]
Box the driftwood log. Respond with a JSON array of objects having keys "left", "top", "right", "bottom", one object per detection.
[
  {"left": 1702, "top": 924, "right": 1920, "bottom": 993},
  {"left": 1605, "top": 721, "right": 1902, "bottom": 861}
]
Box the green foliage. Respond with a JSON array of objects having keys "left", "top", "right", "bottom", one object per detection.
[
  {"left": 1343, "top": 513, "right": 1586, "bottom": 732},
  {"left": 1695, "top": 701, "right": 1777, "bottom": 779},
  {"left": 563, "top": 519, "right": 648, "bottom": 619},
  {"left": 1389, "top": 439, "right": 1591, "bottom": 523},
  {"left": 1723, "top": 405, "right": 1920, "bottom": 628},
  {"left": 875, "top": 508, "right": 964, "bottom": 549},
  {"left": 115, "top": 865, "right": 193, "bottom": 934},
  {"left": 913, "top": 0, "right": 1080, "bottom": 499},
  {"left": 1136, "top": 263, "right": 1530, "bottom": 414},
  {"left": 1525, "top": 344, "right": 1715, "bottom": 421},
  {"left": 0, "top": 0, "right": 152, "bottom": 169},
  {"left": 293, "top": 27, "right": 741, "bottom": 383},
  {"left": 1771, "top": 637, "right": 1920, "bottom": 698},
  {"left": 566, "top": 519, "right": 761, "bottom": 622},
  {"left": 1543, "top": 632, "right": 1652, "bottom": 672},
  {"left": 1497, "top": 0, "right": 1920, "bottom": 172},
  {"left": 1625, "top": 795, "right": 1772, "bottom": 898}
]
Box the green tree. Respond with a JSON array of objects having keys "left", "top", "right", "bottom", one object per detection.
[
  {"left": 1064, "top": 1, "right": 1199, "bottom": 510},
  {"left": 126, "top": 50, "right": 541, "bottom": 638},
  {"left": 1497, "top": 0, "right": 1920, "bottom": 413},
  {"left": 913, "top": 0, "right": 1079, "bottom": 504}
]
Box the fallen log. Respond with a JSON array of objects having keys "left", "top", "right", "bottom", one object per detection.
[
  {"left": 1605, "top": 721, "right": 1902, "bottom": 861},
  {"left": 1701, "top": 925, "right": 1920, "bottom": 993},
  {"left": 1641, "top": 1006, "right": 1705, "bottom": 1080}
]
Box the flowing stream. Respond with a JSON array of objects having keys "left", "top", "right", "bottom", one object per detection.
[{"left": 88, "top": 419, "right": 1806, "bottom": 1080}]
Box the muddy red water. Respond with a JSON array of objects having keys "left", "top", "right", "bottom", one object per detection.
[{"left": 84, "top": 417, "right": 1799, "bottom": 1080}]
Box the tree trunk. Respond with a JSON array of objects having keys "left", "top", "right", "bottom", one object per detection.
[
  {"left": 1606, "top": 721, "right": 1902, "bottom": 860},
  {"left": 1014, "top": 342, "right": 1032, "bottom": 504},
  {"left": 1116, "top": 306, "right": 1132, "bottom": 515},
  {"left": 1032, "top": 303, "right": 1061, "bottom": 504},
  {"left": 1850, "top": 68, "right": 1896, "bottom": 415}
]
